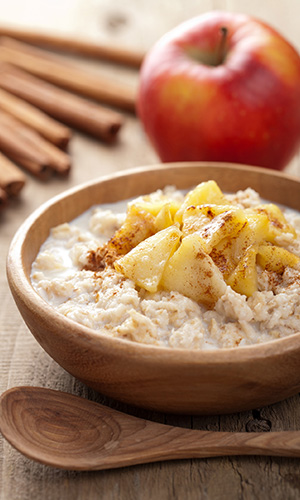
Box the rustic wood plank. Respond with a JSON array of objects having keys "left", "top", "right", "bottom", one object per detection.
[{"left": 1, "top": 0, "right": 300, "bottom": 499}]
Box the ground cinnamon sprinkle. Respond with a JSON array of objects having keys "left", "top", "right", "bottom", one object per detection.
[
  {"left": 267, "top": 271, "right": 283, "bottom": 290},
  {"left": 83, "top": 244, "right": 118, "bottom": 271}
]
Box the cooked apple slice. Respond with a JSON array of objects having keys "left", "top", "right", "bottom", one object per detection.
[
  {"left": 107, "top": 205, "right": 156, "bottom": 256},
  {"left": 227, "top": 246, "right": 258, "bottom": 297},
  {"left": 161, "top": 233, "right": 227, "bottom": 306},
  {"left": 210, "top": 212, "right": 268, "bottom": 279},
  {"left": 114, "top": 225, "right": 181, "bottom": 293},
  {"left": 154, "top": 203, "right": 176, "bottom": 231},
  {"left": 130, "top": 196, "right": 181, "bottom": 217},
  {"left": 181, "top": 204, "right": 234, "bottom": 236},
  {"left": 230, "top": 212, "right": 270, "bottom": 261},
  {"left": 175, "top": 180, "right": 226, "bottom": 223},
  {"left": 251, "top": 203, "right": 297, "bottom": 240},
  {"left": 210, "top": 236, "right": 236, "bottom": 280},
  {"left": 257, "top": 244, "right": 300, "bottom": 274},
  {"left": 196, "top": 208, "right": 247, "bottom": 253}
]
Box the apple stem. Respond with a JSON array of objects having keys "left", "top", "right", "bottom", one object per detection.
[{"left": 217, "top": 26, "right": 228, "bottom": 65}]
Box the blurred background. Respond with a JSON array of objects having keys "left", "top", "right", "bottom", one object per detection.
[
  {"left": 1, "top": 0, "right": 299, "bottom": 51},
  {"left": 0, "top": 0, "right": 299, "bottom": 196}
]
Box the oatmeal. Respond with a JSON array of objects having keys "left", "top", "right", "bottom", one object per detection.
[{"left": 31, "top": 182, "right": 300, "bottom": 350}]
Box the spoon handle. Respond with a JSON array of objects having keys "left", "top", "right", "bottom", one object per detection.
[
  {"left": 101, "top": 426, "right": 300, "bottom": 470},
  {"left": 153, "top": 428, "right": 300, "bottom": 462}
]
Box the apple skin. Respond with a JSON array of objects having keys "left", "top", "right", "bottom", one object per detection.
[{"left": 137, "top": 11, "right": 300, "bottom": 170}]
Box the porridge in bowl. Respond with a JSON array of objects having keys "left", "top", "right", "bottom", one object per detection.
[{"left": 31, "top": 181, "right": 300, "bottom": 350}]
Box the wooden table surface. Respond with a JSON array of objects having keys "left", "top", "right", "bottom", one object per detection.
[{"left": 1, "top": 1, "right": 300, "bottom": 499}]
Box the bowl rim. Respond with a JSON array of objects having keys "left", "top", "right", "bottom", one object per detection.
[{"left": 7, "top": 161, "right": 300, "bottom": 364}]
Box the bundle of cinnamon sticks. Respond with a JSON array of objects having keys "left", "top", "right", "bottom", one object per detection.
[{"left": 0, "top": 25, "right": 144, "bottom": 211}]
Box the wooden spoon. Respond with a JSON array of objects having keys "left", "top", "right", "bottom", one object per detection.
[{"left": 0, "top": 386, "right": 300, "bottom": 471}]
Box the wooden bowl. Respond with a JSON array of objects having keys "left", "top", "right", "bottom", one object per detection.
[{"left": 6, "top": 162, "right": 300, "bottom": 415}]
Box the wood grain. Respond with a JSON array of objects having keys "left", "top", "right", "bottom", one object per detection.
[{"left": 1, "top": 1, "right": 300, "bottom": 499}]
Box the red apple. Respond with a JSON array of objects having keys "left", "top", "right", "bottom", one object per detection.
[{"left": 137, "top": 11, "right": 300, "bottom": 170}]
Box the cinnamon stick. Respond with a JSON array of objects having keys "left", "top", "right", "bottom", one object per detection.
[
  {"left": 0, "top": 87, "right": 71, "bottom": 148},
  {"left": 0, "top": 25, "right": 144, "bottom": 68},
  {"left": 0, "top": 185, "right": 7, "bottom": 209},
  {"left": 0, "top": 111, "right": 71, "bottom": 176},
  {"left": 0, "top": 37, "right": 137, "bottom": 112},
  {"left": 7, "top": 155, "right": 52, "bottom": 181},
  {"left": 0, "top": 151, "right": 26, "bottom": 196},
  {"left": 0, "top": 64, "right": 124, "bottom": 142},
  {"left": 0, "top": 112, "right": 52, "bottom": 179}
]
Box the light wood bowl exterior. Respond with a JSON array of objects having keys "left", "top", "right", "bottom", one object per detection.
[{"left": 6, "top": 162, "right": 300, "bottom": 415}]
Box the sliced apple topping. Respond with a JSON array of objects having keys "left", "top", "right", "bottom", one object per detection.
[
  {"left": 114, "top": 225, "right": 181, "bottom": 293},
  {"left": 106, "top": 181, "right": 300, "bottom": 305},
  {"left": 182, "top": 206, "right": 247, "bottom": 253},
  {"left": 227, "top": 246, "right": 258, "bottom": 297},
  {"left": 175, "top": 180, "right": 226, "bottom": 223},
  {"left": 250, "top": 203, "right": 297, "bottom": 241},
  {"left": 160, "top": 233, "right": 227, "bottom": 306},
  {"left": 154, "top": 203, "right": 177, "bottom": 231},
  {"left": 129, "top": 195, "right": 181, "bottom": 218},
  {"left": 106, "top": 204, "right": 156, "bottom": 257},
  {"left": 257, "top": 244, "right": 300, "bottom": 274}
]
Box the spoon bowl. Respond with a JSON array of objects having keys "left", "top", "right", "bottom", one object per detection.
[{"left": 1, "top": 386, "right": 300, "bottom": 470}]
